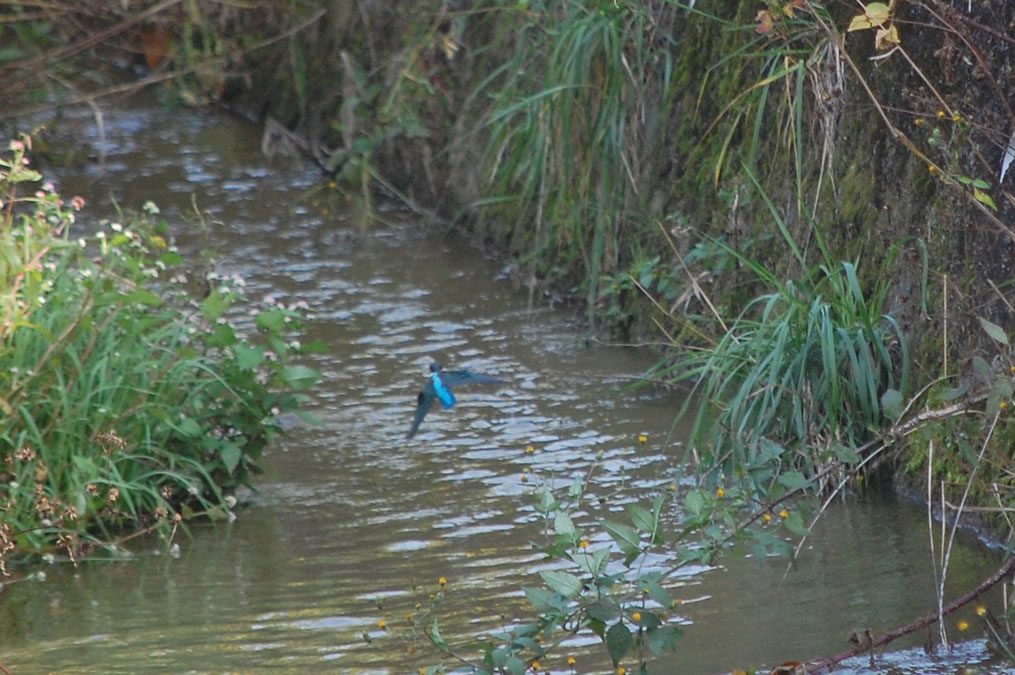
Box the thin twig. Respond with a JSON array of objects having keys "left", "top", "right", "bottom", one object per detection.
[{"left": 805, "top": 553, "right": 1015, "bottom": 672}]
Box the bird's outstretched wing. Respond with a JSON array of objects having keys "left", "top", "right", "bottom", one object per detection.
[
  {"left": 438, "top": 370, "right": 507, "bottom": 388},
  {"left": 406, "top": 385, "right": 435, "bottom": 439}
]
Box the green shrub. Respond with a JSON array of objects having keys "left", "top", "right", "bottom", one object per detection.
[{"left": 0, "top": 135, "right": 319, "bottom": 571}]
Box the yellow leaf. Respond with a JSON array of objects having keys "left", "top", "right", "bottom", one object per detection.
[
  {"left": 848, "top": 2, "right": 891, "bottom": 31},
  {"left": 974, "top": 188, "right": 998, "bottom": 211},
  {"left": 874, "top": 24, "right": 900, "bottom": 50}
]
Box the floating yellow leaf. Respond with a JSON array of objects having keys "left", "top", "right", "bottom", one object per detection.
[{"left": 848, "top": 2, "right": 890, "bottom": 31}]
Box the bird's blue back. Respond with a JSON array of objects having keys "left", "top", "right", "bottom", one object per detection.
[{"left": 431, "top": 372, "right": 457, "bottom": 408}]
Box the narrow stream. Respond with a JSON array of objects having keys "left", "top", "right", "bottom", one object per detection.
[{"left": 0, "top": 104, "right": 1007, "bottom": 674}]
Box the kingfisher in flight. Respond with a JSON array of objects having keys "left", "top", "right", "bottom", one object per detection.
[{"left": 406, "top": 362, "right": 507, "bottom": 439}]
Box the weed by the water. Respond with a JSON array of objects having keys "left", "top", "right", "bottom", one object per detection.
[{"left": 0, "top": 135, "right": 320, "bottom": 570}]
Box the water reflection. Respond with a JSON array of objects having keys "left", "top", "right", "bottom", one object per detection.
[{"left": 0, "top": 105, "right": 1008, "bottom": 674}]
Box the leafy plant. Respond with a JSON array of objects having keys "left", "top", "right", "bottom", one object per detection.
[
  {"left": 476, "top": 1, "right": 677, "bottom": 324},
  {"left": 403, "top": 451, "right": 809, "bottom": 673},
  {"left": 0, "top": 136, "right": 320, "bottom": 571},
  {"left": 647, "top": 168, "right": 913, "bottom": 491}
]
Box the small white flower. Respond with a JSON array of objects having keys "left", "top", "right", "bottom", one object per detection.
[
  {"left": 110, "top": 222, "right": 123, "bottom": 232},
  {"left": 142, "top": 200, "right": 160, "bottom": 215}
]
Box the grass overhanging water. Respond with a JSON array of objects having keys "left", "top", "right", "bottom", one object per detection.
[{"left": 0, "top": 134, "right": 320, "bottom": 573}]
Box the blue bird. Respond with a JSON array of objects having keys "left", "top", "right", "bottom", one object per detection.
[{"left": 406, "top": 362, "right": 507, "bottom": 439}]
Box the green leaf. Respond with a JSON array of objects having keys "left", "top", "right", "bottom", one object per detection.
[
  {"left": 177, "top": 417, "right": 202, "bottom": 437},
  {"left": 979, "top": 316, "right": 1009, "bottom": 345},
  {"left": 572, "top": 547, "right": 609, "bottom": 576},
  {"left": 641, "top": 578, "right": 673, "bottom": 609},
  {"left": 635, "top": 611, "right": 663, "bottom": 629},
  {"left": 931, "top": 382, "right": 968, "bottom": 402},
  {"left": 554, "top": 511, "right": 577, "bottom": 539},
  {"left": 880, "top": 388, "right": 903, "bottom": 420},
  {"left": 684, "top": 490, "right": 704, "bottom": 517},
  {"left": 540, "top": 570, "right": 583, "bottom": 598},
  {"left": 280, "top": 365, "right": 321, "bottom": 390},
  {"left": 512, "top": 636, "right": 541, "bottom": 652},
  {"left": 293, "top": 409, "right": 323, "bottom": 425},
  {"left": 972, "top": 355, "right": 993, "bottom": 386},
  {"left": 628, "top": 504, "right": 654, "bottom": 533},
  {"left": 567, "top": 475, "right": 585, "bottom": 500},
  {"left": 782, "top": 511, "right": 811, "bottom": 536},
  {"left": 586, "top": 599, "right": 621, "bottom": 622},
  {"left": 160, "top": 250, "right": 183, "bottom": 265},
  {"left": 233, "top": 343, "right": 265, "bottom": 370},
  {"left": 524, "top": 587, "right": 558, "bottom": 613},
  {"left": 206, "top": 323, "right": 237, "bottom": 348},
  {"left": 646, "top": 625, "right": 683, "bottom": 655},
  {"left": 974, "top": 188, "right": 997, "bottom": 211},
  {"left": 832, "top": 442, "right": 861, "bottom": 465},
  {"left": 751, "top": 528, "right": 794, "bottom": 558},
  {"left": 255, "top": 309, "right": 287, "bottom": 333},
  {"left": 201, "top": 289, "right": 233, "bottom": 322},
  {"left": 220, "top": 441, "right": 242, "bottom": 475},
  {"left": 430, "top": 617, "right": 449, "bottom": 653},
  {"left": 606, "top": 621, "right": 633, "bottom": 666},
  {"left": 123, "top": 288, "right": 163, "bottom": 307},
  {"left": 603, "top": 520, "right": 641, "bottom": 558},
  {"left": 534, "top": 485, "right": 557, "bottom": 515},
  {"left": 505, "top": 657, "right": 526, "bottom": 675},
  {"left": 777, "top": 470, "right": 812, "bottom": 491}
]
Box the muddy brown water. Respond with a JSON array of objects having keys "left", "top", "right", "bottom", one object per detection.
[{"left": 0, "top": 104, "right": 1008, "bottom": 674}]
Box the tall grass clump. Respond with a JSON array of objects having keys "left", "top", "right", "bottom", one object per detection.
[
  {"left": 0, "top": 136, "right": 319, "bottom": 572},
  {"left": 476, "top": 1, "right": 677, "bottom": 323},
  {"left": 655, "top": 191, "right": 912, "bottom": 492}
]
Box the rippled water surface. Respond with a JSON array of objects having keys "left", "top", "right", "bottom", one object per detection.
[{"left": 0, "top": 105, "right": 1009, "bottom": 674}]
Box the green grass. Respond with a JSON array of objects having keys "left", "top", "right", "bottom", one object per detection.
[
  {"left": 0, "top": 137, "right": 320, "bottom": 569},
  {"left": 650, "top": 178, "right": 913, "bottom": 490},
  {"left": 474, "top": 1, "right": 677, "bottom": 324}
]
